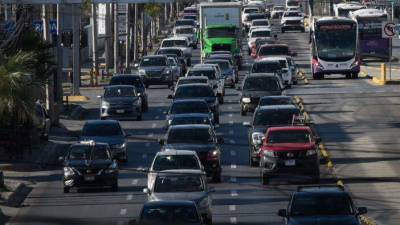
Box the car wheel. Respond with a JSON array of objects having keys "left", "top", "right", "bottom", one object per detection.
[
  {"left": 142, "top": 102, "right": 149, "bottom": 112},
  {"left": 137, "top": 114, "right": 142, "bottom": 121},
  {"left": 293, "top": 80, "right": 298, "bottom": 85},
  {"left": 230, "top": 83, "right": 235, "bottom": 88},
  {"left": 345, "top": 73, "right": 351, "bottom": 79},
  {"left": 41, "top": 134, "right": 49, "bottom": 141},
  {"left": 214, "top": 115, "right": 220, "bottom": 124},
  {"left": 204, "top": 216, "right": 213, "bottom": 225},
  {"left": 212, "top": 174, "right": 221, "bottom": 183},
  {"left": 281, "top": 29, "right": 285, "bottom": 33},
  {"left": 111, "top": 182, "right": 119, "bottom": 192},
  {"left": 240, "top": 108, "right": 247, "bottom": 116},
  {"left": 63, "top": 187, "right": 70, "bottom": 193},
  {"left": 352, "top": 73, "right": 359, "bottom": 79},
  {"left": 218, "top": 97, "right": 224, "bottom": 104},
  {"left": 249, "top": 150, "right": 257, "bottom": 167},
  {"left": 261, "top": 172, "right": 269, "bottom": 185},
  {"left": 145, "top": 83, "right": 149, "bottom": 88},
  {"left": 301, "top": 28, "right": 305, "bottom": 33}
]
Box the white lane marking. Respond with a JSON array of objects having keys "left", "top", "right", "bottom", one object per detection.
[
  {"left": 230, "top": 150, "right": 236, "bottom": 156},
  {"left": 231, "top": 164, "right": 237, "bottom": 169},
  {"left": 126, "top": 194, "right": 133, "bottom": 200},
  {"left": 228, "top": 106, "right": 233, "bottom": 110},
  {"left": 145, "top": 142, "right": 151, "bottom": 147},
  {"left": 142, "top": 153, "right": 147, "bottom": 159},
  {"left": 229, "top": 120, "right": 234, "bottom": 125},
  {"left": 231, "top": 190, "right": 238, "bottom": 197},
  {"left": 229, "top": 113, "right": 233, "bottom": 118},
  {"left": 149, "top": 133, "right": 154, "bottom": 137},
  {"left": 229, "top": 130, "right": 234, "bottom": 135},
  {"left": 230, "top": 217, "right": 237, "bottom": 224},
  {"left": 132, "top": 179, "right": 138, "bottom": 185},
  {"left": 229, "top": 140, "right": 236, "bottom": 144},
  {"left": 151, "top": 123, "right": 157, "bottom": 128},
  {"left": 155, "top": 116, "right": 160, "bottom": 119},
  {"left": 229, "top": 205, "right": 236, "bottom": 211},
  {"left": 230, "top": 177, "right": 237, "bottom": 182},
  {"left": 120, "top": 209, "right": 127, "bottom": 215}
]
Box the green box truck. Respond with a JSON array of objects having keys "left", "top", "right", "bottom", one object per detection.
[{"left": 199, "top": 2, "right": 243, "bottom": 69}]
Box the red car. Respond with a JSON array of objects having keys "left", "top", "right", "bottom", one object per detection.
[
  {"left": 258, "top": 126, "right": 321, "bottom": 184},
  {"left": 255, "top": 44, "right": 297, "bottom": 60},
  {"left": 250, "top": 38, "right": 276, "bottom": 58}
]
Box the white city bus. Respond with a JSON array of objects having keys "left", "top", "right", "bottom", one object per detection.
[
  {"left": 310, "top": 17, "right": 360, "bottom": 79},
  {"left": 333, "top": 2, "right": 366, "bottom": 17}
]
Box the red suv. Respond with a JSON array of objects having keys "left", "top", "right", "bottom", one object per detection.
[
  {"left": 259, "top": 126, "right": 320, "bottom": 184},
  {"left": 256, "top": 44, "right": 297, "bottom": 60}
]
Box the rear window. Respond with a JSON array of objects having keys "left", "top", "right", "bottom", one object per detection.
[
  {"left": 267, "top": 130, "right": 311, "bottom": 143},
  {"left": 244, "top": 8, "right": 259, "bottom": 13},
  {"left": 157, "top": 49, "right": 183, "bottom": 57},
  {"left": 243, "top": 77, "right": 280, "bottom": 91},
  {"left": 167, "top": 127, "right": 213, "bottom": 143},
  {"left": 251, "top": 30, "right": 271, "bottom": 38},
  {"left": 259, "top": 46, "right": 289, "bottom": 56},
  {"left": 252, "top": 20, "right": 269, "bottom": 26},
  {"left": 175, "top": 20, "right": 195, "bottom": 27},
  {"left": 175, "top": 86, "right": 215, "bottom": 98},
  {"left": 110, "top": 76, "right": 144, "bottom": 89},
  {"left": 141, "top": 205, "right": 200, "bottom": 224},
  {"left": 170, "top": 102, "right": 209, "bottom": 114},
  {"left": 187, "top": 69, "right": 216, "bottom": 79},
  {"left": 171, "top": 117, "right": 211, "bottom": 126},
  {"left": 291, "top": 194, "right": 354, "bottom": 216},
  {"left": 153, "top": 155, "right": 200, "bottom": 171},
  {"left": 205, "top": 60, "right": 230, "bottom": 70},
  {"left": 247, "top": 14, "right": 267, "bottom": 21},
  {"left": 82, "top": 122, "right": 123, "bottom": 136},
  {"left": 253, "top": 109, "right": 299, "bottom": 126},
  {"left": 251, "top": 62, "right": 282, "bottom": 73},
  {"left": 140, "top": 57, "right": 167, "bottom": 66},
  {"left": 260, "top": 97, "right": 292, "bottom": 106},
  {"left": 178, "top": 79, "right": 207, "bottom": 85},
  {"left": 162, "top": 40, "right": 187, "bottom": 47}
]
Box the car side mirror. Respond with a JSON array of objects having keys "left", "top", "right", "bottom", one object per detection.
[
  {"left": 58, "top": 156, "right": 65, "bottom": 162},
  {"left": 357, "top": 207, "right": 368, "bottom": 215},
  {"left": 277, "top": 209, "right": 288, "bottom": 217},
  {"left": 167, "top": 94, "right": 173, "bottom": 99},
  {"left": 243, "top": 122, "right": 251, "bottom": 127},
  {"left": 217, "top": 136, "right": 224, "bottom": 144},
  {"left": 158, "top": 138, "right": 165, "bottom": 145},
  {"left": 143, "top": 188, "right": 150, "bottom": 194}
]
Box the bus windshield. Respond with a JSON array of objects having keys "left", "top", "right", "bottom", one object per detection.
[
  {"left": 207, "top": 27, "right": 236, "bottom": 38},
  {"left": 315, "top": 23, "right": 357, "bottom": 61}
]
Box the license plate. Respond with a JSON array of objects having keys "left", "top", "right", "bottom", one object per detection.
[
  {"left": 284, "top": 160, "right": 296, "bottom": 166},
  {"left": 84, "top": 176, "right": 95, "bottom": 181},
  {"left": 116, "top": 109, "right": 125, "bottom": 114}
]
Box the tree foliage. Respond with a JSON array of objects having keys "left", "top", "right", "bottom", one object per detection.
[{"left": 144, "top": 3, "right": 163, "bottom": 18}]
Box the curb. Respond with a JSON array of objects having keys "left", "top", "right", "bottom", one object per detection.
[{"left": 297, "top": 97, "right": 380, "bottom": 225}]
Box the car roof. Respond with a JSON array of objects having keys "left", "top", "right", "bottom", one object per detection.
[
  {"left": 172, "top": 99, "right": 208, "bottom": 104},
  {"left": 158, "top": 47, "right": 183, "bottom": 51},
  {"left": 143, "top": 200, "right": 197, "bottom": 207},
  {"left": 172, "top": 113, "right": 210, "bottom": 119},
  {"left": 169, "top": 124, "right": 211, "bottom": 129},
  {"left": 295, "top": 185, "right": 347, "bottom": 194},
  {"left": 209, "top": 54, "right": 232, "bottom": 58},
  {"left": 176, "top": 19, "right": 195, "bottom": 22},
  {"left": 260, "top": 43, "right": 288, "bottom": 48},
  {"left": 70, "top": 142, "right": 109, "bottom": 148},
  {"left": 193, "top": 64, "right": 217, "bottom": 68},
  {"left": 252, "top": 18, "right": 269, "bottom": 22},
  {"left": 259, "top": 56, "right": 288, "bottom": 61},
  {"left": 179, "top": 76, "right": 208, "bottom": 80},
  {"left": 268, "top": 126, "right": 311, "bottom": 132},
  {"left": 190, "top": 67, "right": 215, "bottom": 71},
  {"left": 84, "top": 119, "right": 119, "bottom": 125},
  {"left": 175, "top": 25, "right": 195, "bottom": 29},
  {"left": 158, "top": 149, "right": 198, "bottom": 156},
  {"left": 112, "top": 74, "right": 140, "bottom": 78},
  {"left": 143, "top": 55, "right": 167, "bottom": 59},
  {"left": 251, "top": 27, "right": 272, "bottom": 32},
  {"left": 105, "top": 84, "right": 136, "bottom": 89},
  {"left": 258, "top": 104, "right": 298, "bottom": 110},
  {"left": 204, "top": 59, "right": 230, "bottom": 63},
  {"left": 156, "top": 169, "right": 205, "bottom": 175},
  {"left": 177, "top": 83, "right": 211, "bottom": 88},
  {"left": 163, "top": 36, "right": 189, "bottom": 41},
  {"left": 261, "top": 96, "right": 292, "bottom": 100}
]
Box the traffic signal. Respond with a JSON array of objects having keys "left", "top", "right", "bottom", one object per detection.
[{"left": 61, "top": 30, "right": 72, "bottom": 48}]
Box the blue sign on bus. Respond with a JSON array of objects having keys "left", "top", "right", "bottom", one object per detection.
[{"left": 49, "top": 20, "right": 57, "bottom": 34}]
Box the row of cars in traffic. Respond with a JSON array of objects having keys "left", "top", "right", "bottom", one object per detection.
[{"left": 59, "top": 2, "right": 370, "bottom": 224}]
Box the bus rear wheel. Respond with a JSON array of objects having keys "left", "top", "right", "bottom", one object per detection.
[
  {"left": 313, "top": 73, "right": 323, "bottom": 80},
  {"left": 351, "top": 73, "right": 359, "bottom": 79}
]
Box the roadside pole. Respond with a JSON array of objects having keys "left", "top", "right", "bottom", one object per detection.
[
  {"left": 114, "top": 1, "right": 119, "bottom": 74},
  {"left": 72, "top": 4, "right": 81, "bottom": 95},
  {"left": 125, "top": 3, "right": 131, "bottom": 72},
  {"left": 133, "top": 3, "right": 137, "bottom": 61},
  {"left": 105, "top": 3, "right": 110, "bottom": 75},
  {"left": 91, "top": 2, "right": 99, "bottom": 84},
  {"left": 56, "top": 4, "right": 63, "bottom": 122}
]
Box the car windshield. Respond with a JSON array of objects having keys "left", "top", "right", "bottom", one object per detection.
[
  {"left": 251, "top": 30, "right": 271, "bottom": 37},
  {"left": 140, "top": 57, "right": 167, "bottom": 66},
  {"left": 171, "top": 117, "right": 211, "bottom": 126},
  {"left": 251, "top": 62, "right": 282, "bottom": 73},
  {"left": 178, "top": 79, "right": 207, "bottom": 85},
  {"left": 260, "top": 97, "right": 292, "bottom": 106},
  {"left": 207, "top": 27, "right": 236, "bottom": 38},
  {"left": 176, "top": 28, "right": 194, "bottom": 34},
  {"left": 291, "top": 194, "right": 354, "bottom": 216},
  {"left": 153, "top": 155, "right": 200, "bottom": 171},
  {"left": 110, "top": 76, "right": 144, "bottom": 89},
  {"left": 183, "top": 16, "right": 196, "bottom": 21},
  {"left": 158, "top": 49, "right": 183, "bottom": 57},
  {"left": 274, "top": 6, "right": 285, "bottom": 10},
  {"left": 187, "top": 70, "right": 216, "bottom": 79},
  {"left": 184, "top": 9, "right": 197, "bottom": 14},
  {"left": 104, "top": 86, "right": 136, "bottom": 97},
  {"left": 268, "top": 130, "right": 311, "bottom": 143},
  {"left": 244, "top": 8, "right": 259, "bottom": 13},
  {"left": 253, "top": 20, "right": 269, "bottom": 26},
  {"left": 259, "top": 46, "right": 289, "bottom": 56},
  {"left": 244, "top": 77, "right": 280, "bottom": 91},
  {"left": 162, "top": 40, "right": 187, "bottom": 47},
  {"left": 167, "top": 127, "right": 213, "bottom": 143},
  {"left": 247, "top": 14, "right": 267, "bottom": 21},
  {"left": 205, "top": 61, "right": 230, "bottom": 70},
  {"left": 141, "top": 205, "right": 200, "bottom": 225},
  {"left": 253, "top": 109, "right": 299, "bottom": 126},
  {"left": 175, "top": 20, "right": 195, "bottom": 27},
  {"left": 82, "top": 123, "right": 123, "bottom": 136},
  {"left": 175, "top": 86, "right": 215, "bottom": 98},
  {"left": 168, "top": 58, "right": 177, "bottom": 66},
  {"left": 170, "top": 102, "right": 209, "bottom": 114},
  {"left": 154, "top": 175, "right": 205, "bottom": 192},
  {"left": 68, "top": 145, "right": 110, "bottom": 160},
  {"left": 284, "top": 11, "right": 301, "bottom": 17}
]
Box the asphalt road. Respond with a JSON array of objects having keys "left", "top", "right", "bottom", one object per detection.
[{"left": 6, "top": 19, "right": 400, "bottom": 225}]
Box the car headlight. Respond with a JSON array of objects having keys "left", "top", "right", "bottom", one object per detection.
[
  {"left": 251, "top": 132, "right": 264, "bottom": 146},
  {"left": 101, "top": 101, "right": 110, "bottom": 108},
  {"left": 168, "top": 119, "right": 172, "bottom": 125},
  {"left": 263, "top": 150, "right": 276, "bottom": 158},
  {"left": 139, "top": 69, "right": 146, "bottom": 76},
  {"left": 164, "top": 69, "right": 171, "bottom": 74},
  {"left": 242, "top": 97, "right": 251, "bottom": 104},
  {"left": 306, "top": 149, "right": 318, "bottom": 156},
  {"left": 198, "top": 198, "right": 209, "bottom": 208},
  {"left": 119, "top": 143, "right": 126, "bottom": 149},
  {"left": 64, "top": 167, "right": 75, "bottom": 177}
]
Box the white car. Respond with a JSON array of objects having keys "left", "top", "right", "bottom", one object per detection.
[
  {"left": 160, "top": 36, "right": 193, "bottom": 65},
  {"left": 173, "top": 25, "right": 198, "bottom": 48},
  {"left": 191, "top": 64, "right": 225, "bottom": 102},
  {"left": 259, "top": 56, "right": 295, "bottom": 86},
  {"left": 147, "top": 150, "right": 203, "bottom": 189},
  {"left": 271, "top": 5, "right": 285, "bottom": 18},
  {"left": 280, "top": 10, "right": 305, "bottom": 33},
  {"left": 247, "top": 28, "right": 272, "bottom": 54},
  {"left": 242, "top": 7, "right": 260, "bottom": 25},
  {"left": 286, "top": 5, "right": 301, "bottom": 11},
  {"left": 250, "top": 19, "right": 271, "bottom": 29}
]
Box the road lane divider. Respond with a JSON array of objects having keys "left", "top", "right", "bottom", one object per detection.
[{"left": 296, "top": 97, "right": 380, "bottom": 225}]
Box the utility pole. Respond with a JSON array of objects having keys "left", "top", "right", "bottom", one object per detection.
[
  {"left": 105, "top": 3, "right": 110, "bottom": 74},
  {"left": 72, "top": 4, "right": 81, "bottom": 95},
  {"left": 114, "top": 2, "right": 119, "bottom": 74},
  {"left": 133, "top": 4, "right": 138, "bottom": 61},
  {"left": 125, "top": 4, "right": 131, "bottom": 72},
  {"left": 91, "top": 2, "right": 99, "bottom": 79},
  {"left": 55, "top": 4, "right": 63, "bottom": 124},
  {"left": 4, "top": 4, "right": 8, "bottom": 20}
]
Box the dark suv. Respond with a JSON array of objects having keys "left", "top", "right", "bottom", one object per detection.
[
  {"left": 136, "top": 55, "right": 173, "bottom": 88},
  {"left": 159, "top": 124, "right": 224, "bottom": 182},
  {"left": 278, "top": 186, "right": 368, "bottom": 225}
]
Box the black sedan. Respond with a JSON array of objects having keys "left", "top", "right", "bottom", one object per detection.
[{"left": 61, "top": 142, "right": 118, "bottom": 193}]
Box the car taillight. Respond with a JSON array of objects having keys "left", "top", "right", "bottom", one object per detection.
[
  {"left": 312, "top": 58, "right": 322, "bottom": 68},
  {"left": 207, "top": 150, "right": 220, "bottom": 160}
]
